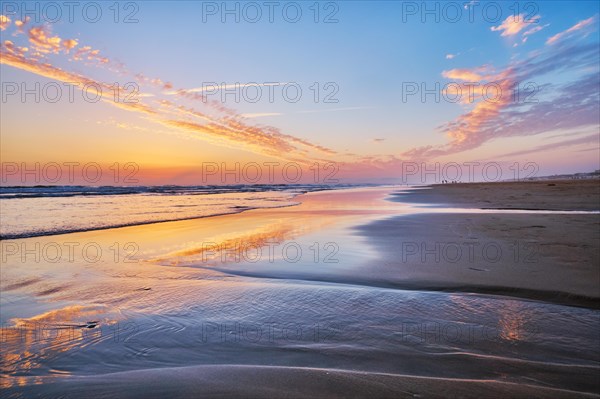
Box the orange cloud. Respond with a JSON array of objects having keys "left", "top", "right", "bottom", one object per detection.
[
  {"left": 2, "top": 40, "right": 28, "bottom": 55},
  {"left": 27, "top": 26, "right": 62, "bottom": 53},
  {"left": 0, "top": 14, "right": 10, "bottom": 30},
  {"left": 72, "top": 45, "right": 109, "bottom": 64},
  {"left": 62, "top": 39, "right": 78, "bottom": 52},
  {"left": 442, "top": 69, "right": 516, "bottom": 147},
  {"left": 0, "top": 50, "right": 156, "bottom": 119},
  {"left": 12, "top": 16, "right": 29, "bottom": 34},
  {"left": 491, "top": 14, "right": 540, "bottom": 37},
  {"left": 135, "top": 73, "right": 173, "bottom": 90},
  {"left": 442, "top": 66, "right": 491, "bottom": 82}
]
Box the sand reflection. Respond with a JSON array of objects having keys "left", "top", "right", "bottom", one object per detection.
[{"left": 1, "top": 305, "right": 120, "bottom": 387}]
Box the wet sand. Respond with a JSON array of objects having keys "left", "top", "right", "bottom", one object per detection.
[
  {"left": 6, "top": 365, "right": 597, "bottom": 399},
  {"left": 360, "top": 180, "right": 600, "bottom": 307}
]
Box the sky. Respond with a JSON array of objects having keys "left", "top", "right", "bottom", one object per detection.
[{"left": 1, "top": 1, "right": 599, "bottom": 185}]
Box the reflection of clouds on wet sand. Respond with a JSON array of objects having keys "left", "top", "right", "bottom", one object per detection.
[
  {"left": 1, "top": 304, "right": 121, "bottom": 388},
  {"left": 497, "top": 300, "right": 533, "bottom": 342},
  {"left": 148, "top": 220, "right": 304, "bottom": 267},
  {"left": 448, "top": 294, "right": 537, "bottom": 343}
]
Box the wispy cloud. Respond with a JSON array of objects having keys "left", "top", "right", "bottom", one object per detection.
[
  {"left": 497, "top": 133, "right": 599, "bottom": 158},
  {"left": 0, "top": 20, "right": 337, "bottom": 163},
  {"left": 546, "top": 17, "right": 596, "bottom": 45},
  {"left": 491, "top": 14, "right": 541, "bottom": 37},
  {"left": 169, "top": 82, "right": 289, "bottom": 95},
  {"left": 491, "top": 14, "right": 546, "bottom": 46},
  {"left": 240, "top": 112, "right": 283, "bottom": 118},
  {"left": 296, "top": 106, "right": 374, "bottom": 114},
  {"left": 442, "top": 66, "right": 492, "bottom": 82}
]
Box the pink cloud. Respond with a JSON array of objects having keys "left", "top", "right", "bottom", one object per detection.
[
  {"left": 442, "top": 66, "right": 492, "bottom": 82},
  {"left": 547, "top": 17, "right": 596, "bottom": 45},
  {"left": 0, "top": 14, "right": 10, "bottom": 31},
  {"left": 62, "top": 39, "right": 78, "bottom": 52},
  {"left": 27, "top": 26, "right": 62, "bottom": 54},
  {"left": 491, "top": 14, "right": 540, "bottom": 37}
]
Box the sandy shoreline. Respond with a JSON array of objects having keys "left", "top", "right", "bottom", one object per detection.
[{"left": 393, "top": 179, "right": 600, "bottom": 211}]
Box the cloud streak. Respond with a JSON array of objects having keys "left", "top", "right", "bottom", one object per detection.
[
  {"left": 497, "top": 133, "right": 599, "bottom": 158},
  {"left": 546, "top": 17, "right": 595, "bottom": 45},
  {"left": 0, "top": 20, "right": 338, "bottom": 164}
]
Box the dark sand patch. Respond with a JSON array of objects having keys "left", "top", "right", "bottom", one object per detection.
[{"left": 356, "top": 213, "right": 600, "bottom": 307}]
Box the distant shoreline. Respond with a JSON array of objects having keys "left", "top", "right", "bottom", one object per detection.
[{"left": 393, "top": 179, "right": 600, "bottom": 211}]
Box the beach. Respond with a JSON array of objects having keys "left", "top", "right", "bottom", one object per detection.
[
  {"left": 1, "top": 182, "right": 599, "bottom": 398},
  {"left": 3, "top": 1, "right": 599, "bottom": 397}
]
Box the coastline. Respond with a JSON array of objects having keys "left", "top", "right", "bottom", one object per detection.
[{"left": 2, "top": 183, "right": 599, "bottom": 397}]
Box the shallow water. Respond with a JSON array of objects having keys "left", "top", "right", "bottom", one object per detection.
[{"left": 0, "top": 185, "right": 353, "bottom": 239}]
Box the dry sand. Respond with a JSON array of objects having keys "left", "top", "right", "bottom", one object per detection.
[{"left": 394, "top": 179, "right": 600, "bottom": 211}]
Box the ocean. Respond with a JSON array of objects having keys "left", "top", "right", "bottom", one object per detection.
[{"left": 0, "top": 185, "right": 357, "bottom": 239}]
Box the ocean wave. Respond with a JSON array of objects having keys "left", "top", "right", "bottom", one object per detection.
[{"left": 0, "top": 185, "right": 364, "bottom": 239}]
